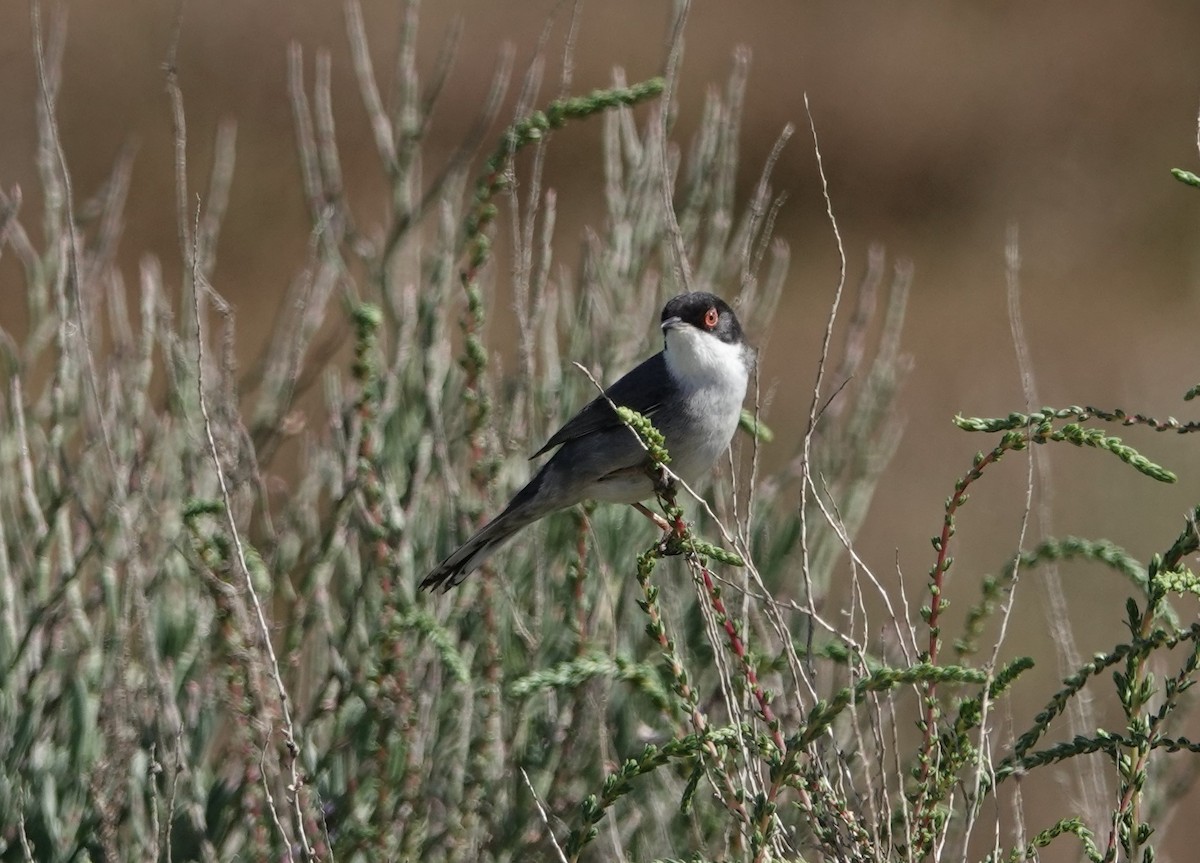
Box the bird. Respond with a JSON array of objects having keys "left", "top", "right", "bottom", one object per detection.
[{"left": 420, "top": 291, "right": 753, "bottom": 592}]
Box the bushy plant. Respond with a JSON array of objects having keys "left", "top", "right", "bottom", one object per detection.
[{"left": 2, "top": 4, "right": 1199, "bottom": 862}]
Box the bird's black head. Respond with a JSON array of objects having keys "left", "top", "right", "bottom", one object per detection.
[{"left": 660, "top": 292, "right": 745, "bottom": 346}]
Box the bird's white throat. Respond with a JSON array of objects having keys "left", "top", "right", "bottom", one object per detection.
[
  {"left": 661, "top": 325, "right": 751, "bottom": 486},
  {"left": 663, "top": 326, "right": 751, "bottom": 396}
]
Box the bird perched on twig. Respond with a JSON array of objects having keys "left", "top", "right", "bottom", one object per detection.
[{"left": 421, "top": 291, "right": 753, "bottom": 592}]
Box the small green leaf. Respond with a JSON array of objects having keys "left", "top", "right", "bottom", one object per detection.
[
  {"left": 1171, "top": 167, "right": 1200, "bottom": 188},
  {"left": 739, "top": 409, "right": 774, "bottom": 442}
]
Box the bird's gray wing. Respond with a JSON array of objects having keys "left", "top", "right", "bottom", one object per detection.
[{"left": 531, "top": 352, "right": 671, "bottom": 458}]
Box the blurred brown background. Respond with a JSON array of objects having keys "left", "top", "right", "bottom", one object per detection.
[{"left": 3, "top": 2, "right": 1200, "bottom": 852}]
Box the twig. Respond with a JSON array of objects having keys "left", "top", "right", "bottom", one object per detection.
[
  {"left": 521, "top": 768, "right": 569, "bottom": 863},
  {"left": 657, "top": 0, "right": 693, "bottom": 292},
  {"left": 30, "top": 0, "right": 117, "bottom": 480},
  {"left": 799, "top": 92, "right": 847, "bottom": 674},
  {"left": 190, "top": 206, "right": 312, "bottom": 858}
]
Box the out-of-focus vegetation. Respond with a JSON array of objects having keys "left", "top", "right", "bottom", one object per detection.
[{"left": 2, "top": 4, "right": 1200, "bottom": 862}]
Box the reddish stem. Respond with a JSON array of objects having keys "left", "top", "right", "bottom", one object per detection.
[{"left": 911, "top": 439, "right": 1010, "bottom": 850}]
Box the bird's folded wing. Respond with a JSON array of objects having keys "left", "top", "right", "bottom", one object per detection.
[{"left": 530, "top": 352, "right": 671, "bottom": 458}]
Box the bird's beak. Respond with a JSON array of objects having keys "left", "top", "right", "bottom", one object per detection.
[{"left": 661, "top": 315, "right": 683, "bottom": 332}]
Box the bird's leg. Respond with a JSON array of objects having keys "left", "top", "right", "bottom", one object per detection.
[
  {"left": 632, "top": 502, "right": 671, "bottom": 532},
  {"left": 633, "top": 503, "right": 690, "bottom": 557},
  {"left": 638, "top": 464, "right": 689, "bottom": 555},
  {"left": 649, "top": 470, "right": 688, "bottom": 540}
]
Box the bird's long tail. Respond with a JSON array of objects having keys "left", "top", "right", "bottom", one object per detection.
[{"left": 422, "top": 506, "right": 535, "bottom": 595}]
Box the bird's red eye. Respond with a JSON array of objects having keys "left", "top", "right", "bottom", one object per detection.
[{"left": 704, "top": 307, "right": 719, "bottom": 329}]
